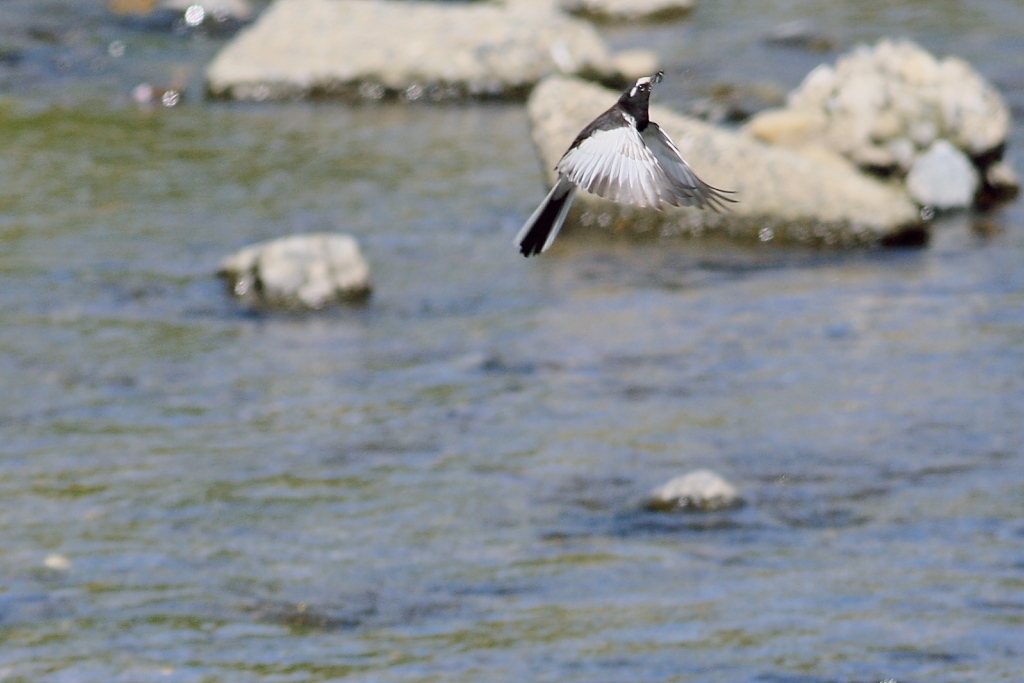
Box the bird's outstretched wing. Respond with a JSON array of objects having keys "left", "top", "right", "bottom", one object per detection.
[
  {"left": 641, "top": 122, "right": 736, "bottom": 212},
  {"left": 556, "top": 125, "right": 671, "bottom": 209}
]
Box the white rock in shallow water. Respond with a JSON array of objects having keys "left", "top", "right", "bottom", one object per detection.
[
  {"left": 219, "top": 233, "right": 371, "bottom": 310},
  {"left": 205, "top": 0, "right": 620, "bottom": 101},
  {"left": 43, "top": 554, "right": 72, "bottom": 571},
  {"left": 529, "top": 76, "right": 921, "bottom": 247},
  {"left": 646, "top": 469, "right": 743, "bottom": 512},
  {"left": 906, "top": 139, "right": 980, "bottom": 209}
]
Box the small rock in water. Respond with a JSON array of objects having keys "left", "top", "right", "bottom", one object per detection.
[
  {"left": 906, "top": 139, "right": 979, "bottom": 209},
  {"left": 646, "top": 469, "right": 743, "bottom": 512},
  {"left": 43, "top": 554, "right": 73, "bottom": 571},
  {"left": 561, "top": 0, "right": 694, "bottom": 23},
  {"left": 218, "top": 233, "right": 371, "bottom": 311}
]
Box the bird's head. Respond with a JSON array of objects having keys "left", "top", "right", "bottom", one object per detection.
[
  {"left": 627, "top": 71, "right": 665, "bottom": 99},
  {"left": 618, "top": 71, "right": 664, "bottom": 125}
]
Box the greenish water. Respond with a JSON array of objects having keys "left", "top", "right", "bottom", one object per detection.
[{"left": 2, "top": 1, "right": 1024, "bottom": 681}]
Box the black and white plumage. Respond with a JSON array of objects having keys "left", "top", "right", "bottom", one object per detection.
[{"left": 515, "top": 71, "right": 735, "bottom": 257}]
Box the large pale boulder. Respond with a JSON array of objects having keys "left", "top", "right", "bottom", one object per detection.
[
  {"left": 206, "top": 0, "right": 626, "bottom": 101},
  {"left": 528, "top": 76, "right": 923, "bottom": 247}
]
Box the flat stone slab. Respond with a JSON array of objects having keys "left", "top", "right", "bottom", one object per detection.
[
  {"left": 527, "top": 75, "right": 924, "bottom": 247},
  {"left": 206, "top": 0, "right": 623, "bottom": 101}
]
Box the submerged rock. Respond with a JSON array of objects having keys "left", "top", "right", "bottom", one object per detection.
[
  {"left": 746, "top": 38, "right": 1018, "bottom": 207},
  {"left": 527, "top": 75, "right": 922, "bottom": 247},
  {"left": 205, "top": 0, "right": 626, "bottom": 101},
  {"left": 762, "top": 19, "right": 835, "bottom": 53},
  {"left": 561, "top": 0, "right": 694, "bottom": 23},
  {"left": 218, "top": 233, "right": 371, "bottom": 310},
  {"left": 646, "top": 469, "right": 743, "bottom": 512}
]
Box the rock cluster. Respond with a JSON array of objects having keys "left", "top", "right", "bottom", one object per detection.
[
  {"left": 218, "top": 233, "right": 371, "bottom": 311},
  {"left": 205, "top": 0, "right": 639, "bottom": 101},
  {"left": 528, "top": 75, "right": 923, "bottom": 247},
  {"left": 746, "top": 38, "right": 1018, "bottom": 209}
]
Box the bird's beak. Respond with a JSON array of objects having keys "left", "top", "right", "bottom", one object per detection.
[{"left": 652, "top": 71, "right": 665, "bottom": 85}]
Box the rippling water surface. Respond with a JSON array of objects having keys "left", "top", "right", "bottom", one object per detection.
[{"left": 2, "top": 1, "right": 1024, "bottom": 681}]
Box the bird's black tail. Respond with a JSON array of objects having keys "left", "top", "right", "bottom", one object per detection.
[{"left": 514, "top": 178, "right": 577, "bottom": 257}]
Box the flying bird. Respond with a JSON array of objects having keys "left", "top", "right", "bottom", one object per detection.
[{"left": 515, "top": 71, "right": 735, "bottom": 257}]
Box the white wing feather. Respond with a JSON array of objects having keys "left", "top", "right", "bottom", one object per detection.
[
  {"left": 556, "top": 127, "right": 667, "bottom": 209},
  {"left": 642, "top": 123, "right": 733, "bottom": 211}
]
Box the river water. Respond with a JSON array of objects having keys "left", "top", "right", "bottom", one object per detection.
[{"left": 2, "top": 1, "right": 1024, "bottom": 681}]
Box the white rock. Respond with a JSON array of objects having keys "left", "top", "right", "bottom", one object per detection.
[
  {"left": 219, "top": 233, "right": 371, "bottom": 310},
  {"left": 748, "top": 38, "right": 1015, "bottom": 207},
  {"left": 43, "top": 554, "right": 72, "bottom": 571},
  {"left": 906, "top": 139, "right": 980, "bottom": 209},
  {"left": 647, "top": 469, "right": 743, "bottom": 512},
  {"left": 206, "top": 0, "right": 620, "bottom": 101},
  {"left": 776, "top": 40, "right": 1010, "bottom": 158}
]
